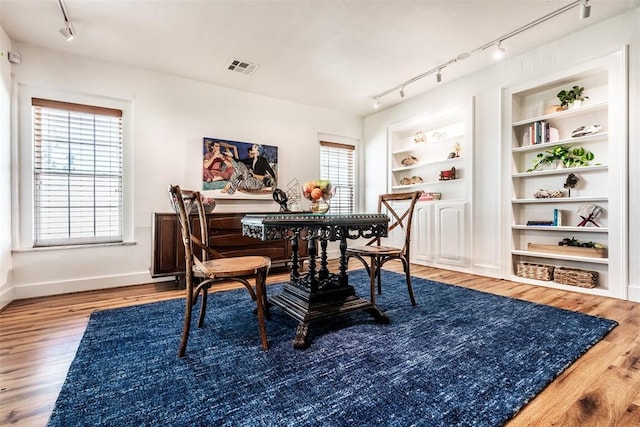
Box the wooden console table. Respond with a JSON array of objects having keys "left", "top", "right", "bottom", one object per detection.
[
  {"left": 150, "top": 212, "right": 307, "bottom": 283},
  {"left": 242, "top": 212, "right": 390, "bottom": 348}
]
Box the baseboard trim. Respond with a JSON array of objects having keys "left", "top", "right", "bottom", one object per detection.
[
  {"left": 12, "top": 272, "right": 167, "bottom": 300},
  {"left": 0, "top": 285, "right": 15, "bottom": 311},
  {"left": 627, "top": 285, "right": 640, "bottom": 303}
]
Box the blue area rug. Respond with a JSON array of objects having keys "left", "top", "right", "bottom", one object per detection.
[{"left": 48, "top": 270, "right": 616, "bottom": 426}]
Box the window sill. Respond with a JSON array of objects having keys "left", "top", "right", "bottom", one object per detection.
[{"left": 12, "top": 241, "right": 137, "bottom": 254}]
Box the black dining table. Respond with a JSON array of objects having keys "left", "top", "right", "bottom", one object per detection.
[{"left": 241, "top": 212, "right": 390, "bottom": 348}]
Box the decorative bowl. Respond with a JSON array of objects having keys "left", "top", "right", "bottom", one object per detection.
[{"left": 302, "top": 180, "right": 334, "bottom": 214}]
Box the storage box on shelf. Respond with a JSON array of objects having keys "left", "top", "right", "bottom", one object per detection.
[{"left": 502, "top": 49, "right": 627, "bottom": 299}]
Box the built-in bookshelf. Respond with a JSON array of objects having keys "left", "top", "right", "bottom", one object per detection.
[
  {"left": 501, "top": 49, "right": 627, "bottom": 299},
  {"left": 387, "top": 99, "right": 474, "bottom": 272}
]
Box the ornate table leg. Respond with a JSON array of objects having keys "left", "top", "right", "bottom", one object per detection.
[
  {"left": 338, "top": 236, "right": 349, "bottom": 286},
  {"left": 307, "top": 236, "right": 318, "bottom": 293},
  {"left": 318, "top": 239, "right": 329, "bottom": 280},
  {"left": 290, "top": 233, "right": 300, "bottom": 282}
]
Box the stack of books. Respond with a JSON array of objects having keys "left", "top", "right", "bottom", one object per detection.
[{"left": 526, "top": 209, "right": 562, "bottom": 226}]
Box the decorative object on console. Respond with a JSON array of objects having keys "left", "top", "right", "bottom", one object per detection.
[
  {"left": 401, "top": 155, "right": 419, "bottom": 166},
  {"left": 302, "top": 180, "right": 334, "bottom": 214},
  {"left": 527, "top": 145, "right": 595, "bottom": 172},
  {"left": 272, "top": 189, "right": 289, "bottom": 212},
  {"left": 576, "top": 204, "right": 602, "bottom": 227},
  {"left": 533, "top": 189, "right": 564, "bottom": 199},
  {"left": 557, "top": 85, "right": 588, "bottom": 109},
  {"left": 439, "top": 166, "right": 456, "bottom": 181},
  {"left": 563, "top": 173, "right": 580, "bottom": 197},
  {"left": 413, "top": 130, "right": 426, "bottom": 144},
  {"left": 571, "top": 124, "right": 602, "bottom": 138},
  {"left": 286, "top": 178, "right": 301, "bottom": 211},
  {"left": 202, "top": 197, "right": 217, "bottom": 213}
]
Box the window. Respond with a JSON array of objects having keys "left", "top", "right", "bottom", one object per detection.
[
  {"left": 32, "top": 98, "right": 123, "bottom": 246},
  {"left": 319, "top": 141, "right": 355, "bottom": 214}
]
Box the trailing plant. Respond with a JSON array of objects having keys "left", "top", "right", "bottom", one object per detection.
[
  {"left": 527, "top": 145, "right": 595, "bottom": 172},
  {"left": 557, "top": 86, "right": 588, "bottom": 108}
]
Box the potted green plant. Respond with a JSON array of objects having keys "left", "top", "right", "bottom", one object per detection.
[
  {"left": 557, "top": 86, "right": 588, "bottom": 109},
  {"left": 527, "top": 145, "right": 595, "bottom": 172}
]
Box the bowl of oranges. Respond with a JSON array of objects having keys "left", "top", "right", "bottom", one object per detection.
[{"left": 302, "top": 180, "right": 334, "bottom": 214}]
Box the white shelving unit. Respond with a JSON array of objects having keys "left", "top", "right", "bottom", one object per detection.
[
  {"left": 501, "top": 49, "right": 628, "bottom": 299},
  {"left": 387, "top": 99, "right": 474, "bottom": 272}
]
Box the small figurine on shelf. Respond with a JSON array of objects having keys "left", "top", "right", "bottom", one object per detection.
[
  {"left": 401, "top": 155, "right": 418, "bottom": 166},
  {"left": 447, "top": 142, "right": 462, "bottom": 159},
  {"left": 414, "top": 131, "right": 426, "bottom": 144},
  {"left": 576, "top": 204, "right": 602, "bottom": 227},
  {"left": 563, "top": 173, "right": 580, "bottom": 197}
]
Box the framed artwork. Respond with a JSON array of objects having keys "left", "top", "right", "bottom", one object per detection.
[{"left": 202, "top": 137, "right": 278, "bottom": 199}]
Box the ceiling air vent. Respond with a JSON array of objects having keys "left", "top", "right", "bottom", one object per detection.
[{"left": 226, "top": 58, "right": 259, "bottom": 76}]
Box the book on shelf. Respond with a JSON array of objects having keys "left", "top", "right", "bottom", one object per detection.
[
  {"left": 553, "top": 208, "right": 563, "bottom": 226},
  {"left": 521, "top": 121, "right": 559, "bottom": 146},
  {"left": 526, "top": 220, "right": 554, "bottom": 226}
]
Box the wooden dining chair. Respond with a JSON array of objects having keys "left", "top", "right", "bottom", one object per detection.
[
  {"left": 346, "top": 191, "right": 422, "bottom": 306},
  {"left": 168, "top": 184, "right": 271, "bottom": 357}
]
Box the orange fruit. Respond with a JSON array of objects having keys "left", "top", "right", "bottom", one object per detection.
[{"left": 310, "top": 188, "right": 323, "bottom": 200}]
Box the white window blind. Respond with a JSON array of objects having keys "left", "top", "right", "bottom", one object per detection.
[
  {"left": 32, "top": 98, "right": 123, "bottom": 247},
  {"left": 320, "top": 141, "right": 355, "bottom": 214}
]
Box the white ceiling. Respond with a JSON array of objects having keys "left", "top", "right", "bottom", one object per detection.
[{"left": 1, "top": 0, "right": 638, "bottom": 117}]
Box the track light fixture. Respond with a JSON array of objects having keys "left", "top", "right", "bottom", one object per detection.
[
  {"left": 59, "top": 22, "right": 75, "bottom": 41},
  {"left": 493, "top": 41, "right": 506, "bottom": 60},
  {"left": 370, "top": 0, "right": 591, "bottom": 110},
  {"left": 579, "top": 0, "right": 591, "bottom": 19},
  {"left": 57, "top": 0, "right": 75, "bottom": 41}
]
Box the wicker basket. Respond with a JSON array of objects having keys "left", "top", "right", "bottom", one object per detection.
[
  {"left": 553, "top": 267, "right": 598, "bottom": 288},
  {"left": 516, "top": 262, "right": 554, "bottom": 281}
]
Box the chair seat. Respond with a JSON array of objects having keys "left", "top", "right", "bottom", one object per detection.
[
  {"left": 196, "top": 256, "right": 271, "bottom": 278},
  {"left": 347, "top": 245, "right": 403, "bottom": 257}
]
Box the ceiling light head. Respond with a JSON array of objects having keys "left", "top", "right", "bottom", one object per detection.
[
  {"left": 436, "top": 69, "right": 442, "bottom": 83},
  {"left": 59, "top": 22, "right": 75, "bottom": 41},
  {"left": 579, "top": 0, "right": 591, "bottom": 19},
  {"left": 399, "top": 87, "right": 405, "bottom": 98},
  {"left": 493, "top": 41, "right": 506, "bottom": 60},
  {"left": 373, "top": 97, "right": 381, "bottom": 109}
]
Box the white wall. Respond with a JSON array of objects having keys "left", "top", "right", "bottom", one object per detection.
[
  {"left": 0, "top": 26, "right": 12, "bottom": 309},
  {"left": 7, "top": 42, "right": 362, "bottom": 301},
  {"left": 363, "top": 9, "right": 640, "bottom": 299},
  {"left": 4, "top": 7, "right": 640, "bottom": 305}
]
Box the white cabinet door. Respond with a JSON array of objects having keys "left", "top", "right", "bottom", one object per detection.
[
  {"left": 411, "top": 201, "right": 468, "bottom": 270},
  {"left": 412, "top": 203, "right": 434, "bottom": 264},
  {"left": 435, "top": 202, "right": 467, "bottom": 268}
]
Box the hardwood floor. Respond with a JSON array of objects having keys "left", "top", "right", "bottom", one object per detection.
[{"left": 1, "top": 262, "right": 639, "bottom": 426}]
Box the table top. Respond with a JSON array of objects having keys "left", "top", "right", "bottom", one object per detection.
[
  {"left": 241, "top": 212, "right": 389, "bottom": 241},
  {"left": 242, "top": 212, "right": 389, "bottom": 227}
]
